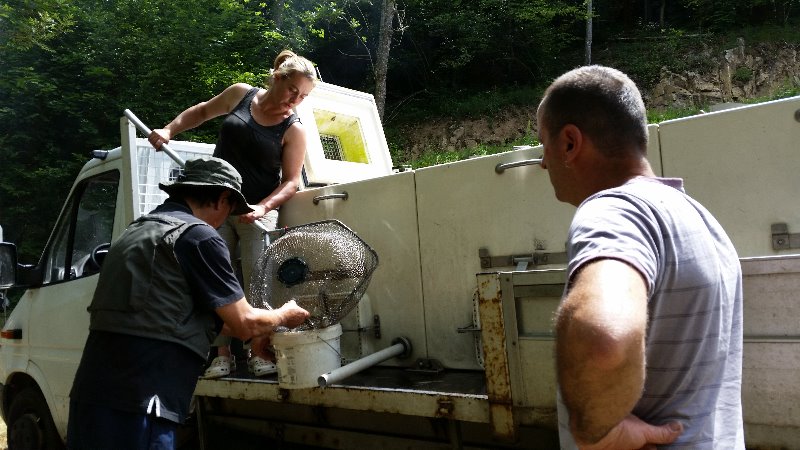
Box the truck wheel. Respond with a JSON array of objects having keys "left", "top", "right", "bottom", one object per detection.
[{"left": 7, "top": 388, "right": 65, "bottom": 450}]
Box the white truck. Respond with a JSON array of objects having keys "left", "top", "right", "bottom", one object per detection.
[{"left": 0, "top": 81, "right": 798, "bottom": 449}]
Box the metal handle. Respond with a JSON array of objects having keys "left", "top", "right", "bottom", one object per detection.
[
  {"left": 313, "top": 192, "right": 349, "bottom": 205},
  {"left": 495, "top": 158, "right": 543, "bottom": 174},
  {"left": 123, "top": 109, "right": 186, "bottom": 167}
]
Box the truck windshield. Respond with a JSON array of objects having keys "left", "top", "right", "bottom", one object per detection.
[{"left": 43, "top": 170, "right": 119, "bottom": 284}]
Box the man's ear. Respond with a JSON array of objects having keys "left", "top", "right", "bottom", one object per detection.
[
  {"left": 561, "top": 124, "right": 583, "bottom": 165},
  {"left": 217, "top": 190, "right": 232, "bottom": 209}
]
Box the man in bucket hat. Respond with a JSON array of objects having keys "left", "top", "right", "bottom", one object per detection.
[{"left": 66, "top": 157, "right": 309, "bottom": 450}]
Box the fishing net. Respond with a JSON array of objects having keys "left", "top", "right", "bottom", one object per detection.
[{"left": 249, "top": 220, "right": 378, "bottom": 331}]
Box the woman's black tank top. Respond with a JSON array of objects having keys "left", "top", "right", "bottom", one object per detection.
[{"left": 213, "top": 87, "right": 300, "bottom": 204}]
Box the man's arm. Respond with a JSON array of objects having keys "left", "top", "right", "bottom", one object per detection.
[
  {"left": 555, "top": 258, "right": 648, "bottom": 445},
  {"left": 216, "top": 298, "right": 308, "bottom": 341}
]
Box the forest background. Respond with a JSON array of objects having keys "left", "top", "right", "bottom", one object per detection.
[{"left": 1, "top": 0, "right": 799, "bottom": 263}]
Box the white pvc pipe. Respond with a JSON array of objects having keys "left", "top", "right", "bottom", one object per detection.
[{"left": 318, "top": 339, "right": 409, "bottom": 387}]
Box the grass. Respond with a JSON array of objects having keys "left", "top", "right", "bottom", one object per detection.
[
  {"left": 403, "top": 136, "right": 539, "bottom": 169},
  {"left": 744, "top": 80, "right": 800, "bottom": 104},
  {"left": 647, "top": 106, "right": 705, "bottom": 123}
]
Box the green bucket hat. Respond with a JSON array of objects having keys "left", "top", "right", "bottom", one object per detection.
[{"left": 159, "top": 157, "right": 254, "bottom": 215}]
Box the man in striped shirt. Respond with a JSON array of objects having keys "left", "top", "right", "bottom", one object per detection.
[{"left": 537, "top": 65, "right": 744, "bottom": 449}]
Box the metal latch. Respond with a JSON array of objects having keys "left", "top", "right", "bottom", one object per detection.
[
  {"left": 342, "top": 314, "right": 381, "bottom": 339},
  {"left": 457, "top": 323, "right": 481, "bottom": 333},
  {"left": 408, "top": 358, "right": 444, "bottom": 374},
  {"left": 771, "top": 223, "right": 800, "bottom": 250},
  {"left": 479, "top": 247, "right": 567, "bottom": 270}
]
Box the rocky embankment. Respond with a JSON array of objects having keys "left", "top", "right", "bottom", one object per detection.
[
  {"left": 396, "top": 40, "right": 799, "bottom": 157},
  {"left": 649, "top": 39, "right": 799, "bottom": 109}
]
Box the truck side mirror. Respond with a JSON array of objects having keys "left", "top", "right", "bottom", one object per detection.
[{"left": 0, "top": 242, "right": 18, "bottom": 289}]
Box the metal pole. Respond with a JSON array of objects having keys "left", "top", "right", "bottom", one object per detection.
[{"left": 123, "top": 109, "right": 186, "bottom": 167}]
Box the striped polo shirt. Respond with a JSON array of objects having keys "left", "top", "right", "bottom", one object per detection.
[{"left": 557, "top": 176, "right": 744, "bottom": 449}]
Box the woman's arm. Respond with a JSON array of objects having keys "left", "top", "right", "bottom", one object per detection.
[{"left": 148, "top": 83, "right": 251, "bottom": 147}]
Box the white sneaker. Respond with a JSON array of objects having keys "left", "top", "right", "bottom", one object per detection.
[
  {"left": 248, "top": 356, "right": 277, "bottom": 377},
  {"left": 204, "top": 355, "right": 235, "bottom": 379}
]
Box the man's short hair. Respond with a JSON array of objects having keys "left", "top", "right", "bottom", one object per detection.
[{"left": 538, "top": 65, "right": 648, "bottom": 157}]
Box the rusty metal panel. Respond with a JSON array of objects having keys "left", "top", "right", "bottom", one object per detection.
[
  {"left": 194, "top": 378, "right": 490, "bottom": 424},
  {"left": 476, "top": 272, "right": 521, "bottom": 441}
]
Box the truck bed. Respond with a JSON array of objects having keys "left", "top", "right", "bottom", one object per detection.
[
  {"left": 194, "top": 362, "right": 562, "bottom": 449},
  {"left": 206, "top": 362, "right": 487, "bottom": 396}
]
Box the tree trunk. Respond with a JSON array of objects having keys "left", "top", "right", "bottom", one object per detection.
[
  {"left": 375, "top": 0, "right": 396, "bottom": 120},
  {"left": 272, "top": 0, "right": 286, "bottom": 29},
  {"left": 585, "top": 0, "right": 593, "bottom": 65}
]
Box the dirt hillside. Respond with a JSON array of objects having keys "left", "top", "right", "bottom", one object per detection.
[{"left": 393, "top": 40, "right": 799, "bottom": 158}]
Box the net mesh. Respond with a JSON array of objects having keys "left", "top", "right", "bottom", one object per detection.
[
  {"left": 249, "top": 220, "right": 378, "bottom": 331},
  {"left": 133, "top": 138, "right": 213, "bottom": 216}
]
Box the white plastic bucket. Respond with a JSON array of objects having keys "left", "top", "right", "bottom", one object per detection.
[{"left": 272, "top": 324, "right": 342, "bottom": 389}]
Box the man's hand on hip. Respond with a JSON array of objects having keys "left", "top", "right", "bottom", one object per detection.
[{"left": 577, "top": 415, "right": 683, "bottom": 450}]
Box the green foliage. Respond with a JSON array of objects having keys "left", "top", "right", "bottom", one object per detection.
[
  {"left": 722, "top": 24, "right": 800, "bottom": 46},
  {"left": 744, "top": 79, "right": 800, "bottom": 103},
  {"left": 0, "top": 0, "right": 303, "bottom": 260},
  {"left": 594, "top": 30, "right": 717, "bottom": 88},
  {"left": 382, "top": 0, "right": 584, "bottom": 100},
  {"left": 732, "top": 66, "right": 754, "bottom": 83},
  {"left": 770, "top": 83, "right": 800, "bottom": 99},
  {"left": 387, "top": 85, "right": 544, "bottom": 124},
  {"left": 0, "top": 0, "right": 798, "bottom": 262},
  {"left": 684, "top": 0, "right": 799, "bottom": 29},
  {"left": 407, "top": 144, "right": 501, "bottom": 169}
]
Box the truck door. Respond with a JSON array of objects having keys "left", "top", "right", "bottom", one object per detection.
[{"left": 24, "top": 169, "right": 119, "bottom": 431}]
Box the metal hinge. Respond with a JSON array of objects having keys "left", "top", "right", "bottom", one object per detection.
[
  {"left": 771, "top": 223, "right": 800, "bottom": 250},
  {"left": 479, "top": 247, "right": 567, "bottom": 270}
]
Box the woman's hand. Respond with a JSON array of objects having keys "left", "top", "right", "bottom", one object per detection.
[
  {"left": 239, "top": 204, "right": 269, "bottom": 223},
  {"left": 148, "top": 129, "right": 171, "bottom": 150}
]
